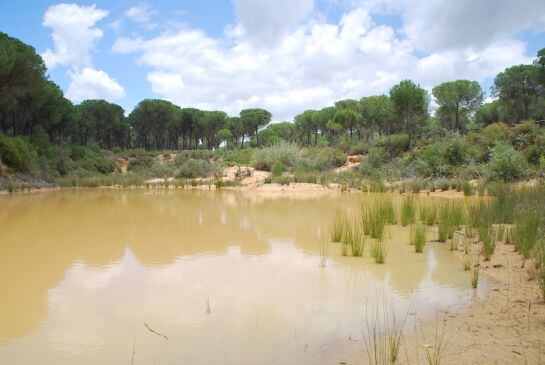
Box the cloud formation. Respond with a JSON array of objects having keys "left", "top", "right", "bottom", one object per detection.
[
  {"left": 42, "top": 3, "right": 125, "bottom": 102},
  {"left": 112, "top": 1, "right": 534, "bottom": 121},
  {"left": 67, "top": 68, "right": 126, "bottom": 102}
]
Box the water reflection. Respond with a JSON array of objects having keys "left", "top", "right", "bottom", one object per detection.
[{"left": 0, "top": 190, "right": 475, "bottom": 364}]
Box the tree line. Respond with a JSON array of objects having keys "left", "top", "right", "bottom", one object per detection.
[{"left": 1, "top": 31, "right": 545, "bottom": 151}]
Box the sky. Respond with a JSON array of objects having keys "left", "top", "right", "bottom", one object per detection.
[{"left": 1, "top": 0, "right": 545, "bottom": 121}]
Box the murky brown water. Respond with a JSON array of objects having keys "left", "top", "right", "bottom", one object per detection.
[{"left": 0, "top": 189, "right": 478, "bottom": 364}]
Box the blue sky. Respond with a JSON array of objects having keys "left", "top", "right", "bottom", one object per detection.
[{"left": 1, "top": 0, "right": 544, "bottom": 121}]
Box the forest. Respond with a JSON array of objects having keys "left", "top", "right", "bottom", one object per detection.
[{"left": 1, "top": 30, "right": 545, "bottom": 189}]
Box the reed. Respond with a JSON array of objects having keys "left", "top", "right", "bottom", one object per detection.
[
  {"left": 537, "top": 240, "right": 545, "bottom": 300},
  {"left": 319, "top": 237, "right": 330, "bottom": 268},
  {"left": 400, "top": 196, "right": 416, "bottom": 227},
  {"left": 471, "top": 262, "right": 480, "bottom": 289},
  {"left": 371, "top": 239, "right": 389, "bottom": 264},
  {"left": 463, "top": 238, "right": 471, "bottom": 255},
  {"left": 496, "top": 224, "right": 506, "bottom": 243},
  {"left": 461, "top": 181, "right": 472, "bottom": 196},
  {"left": 479, "top": 223, "right": 495, "bottom": 261},
  {"left": 420, "top": 202, "right": 438, "bottom": 226},
  {"left": 413, "top": 225, "right": 426, "bottom": 253},
  {"left": 463, "top": 255, "right": 472, "bottom": 271},
  {"left": 363, "top": 301, "right": 408, "bottom": 365},
  {"left": 512, "top": 209, "right": 540, "bottom": 259},
  {"left": 362, "top": 202, "right": 388, "bottom": 240},
  {"left": 437, "top": 201, "right": 465, "bottom": 242},
  {"left": 423, "top": 312, "right": 448, "bottom": 365},
  {"left": 330, "top": 210, "right": 347, "bottom": 243}
]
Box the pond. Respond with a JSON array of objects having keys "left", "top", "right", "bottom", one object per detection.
[{"left": 0, "top": 189, "right": 481, "bottom": 364}]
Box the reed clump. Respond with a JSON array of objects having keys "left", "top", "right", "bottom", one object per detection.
[
  {"left": 400, "top": 196, "right": 416, "bottom": 227},
  {"left": 420, "top": 202, "right": 438, "bottom": 226},
  {"left": 512, "top": 209, "right": 540, "bottom": 259},
  {"left": 479, "top": 223, "right": 495, "bottom": 261},
  {"left": 371, "top": 239, "right": 389, "bottom": 264},
  {"left": 438, "top": 201, "right": 465, "bottom": 242},
  {"left": 471, "top": 262, "right": 480, "bottom": 289},
  {"left": 362, "top": 198, "right": 394, "bottom": 240},
  {"left": 412, "top": 224, "right": 426, "bottom": 253},
  {"left": 341, "top": 221, "right": 366, "bottom": 257},
  {"left": 362, "top": 301, "right": 408, "bottom": 365},
  {"left": 330, "top": 210, "right": 347, "bottom": 243}
]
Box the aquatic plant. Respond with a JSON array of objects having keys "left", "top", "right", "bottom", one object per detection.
[
  {"left": 420, "top": 202, "right": 438, "bottom": 226},
  {"left": 479, "top": 223, "right": 495, "bottom": 261},
  {"left": 437, "top": 201, "right": 465, "bottom": 242},
  {"left": 371, "top": 239, "right": 389, "bottom": 264},
  {"left": 512, "top": 209, "right": 540, "bottom": 259},
  {"left": 471, "top": 263, "right": 480, "bottom": 289},
  {"left": 463, "top": 255, "right": 472, "bottom": 271},
  {"left": 463, "top": 238, "right": 471, "bottom": 255},
  {"left": 319, "top": 237, "right": 330, "bottom": 268},
  {"left": 362, "top": 301, "right": 408, "bottom": 365},
  {"left": 362, "top": 202, "right": 388, "bottom": 240},
  {"left": 330, "top": 210, "right": 347, "bottom": 242},
  {"left": 413, "top": 225, "right": 426, "bottom": 253},
  {"left": 400, "top": 196, "right": 416, "bottom": 227}
]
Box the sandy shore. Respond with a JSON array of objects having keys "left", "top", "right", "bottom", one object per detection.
[{"left": 407, "top": 242, "right": 545, "bottom": 364}]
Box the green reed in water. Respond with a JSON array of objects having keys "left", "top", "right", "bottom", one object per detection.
[
  {"left": 371, "top": 239, "right": 389, "bottom": 264},
  {"left": 362, "top": 199, "right": 391, "bottom": 240},
  {"left": 319, "top": 237, "right": 330, "bottom": 268},
  {"left": 478, "top": 223, "right": 495, "bottom": 261},
  {"left": 438, "top": 201, "right": 466, "bottom": 242},
  {"left": 420, "top": 202, "right": 438, "bottom": 226},
  {"left": 471, "top": 262, "right": 480, "bottom": 289},
  {"left": 330, "top": 210, "right": 347, "bottom": 243},
  {"left": 400, "top": 196, "right": 416, "bottom": 227},
  {"left": 413, "top": 224, "right": 426, "bottom": 253}
]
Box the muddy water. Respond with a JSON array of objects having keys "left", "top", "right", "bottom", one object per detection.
[{"left": 0, "top": 190, "right": 477, "bottom": 364}]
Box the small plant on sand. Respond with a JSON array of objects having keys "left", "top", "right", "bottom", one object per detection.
[
  {"left": 400, "top": 196, "right": 416, "bottom": 227},
  {"left": 371, "top": 239, "right": 389, "bottom": 264},
  {"left": 422, "top": 312, "right": 448, "bottom": 365},
  {"left": 537, "top": 240, "right": 545, "bottom": 300},
  {"left": 413, "top": 225, "right": 426, "bottom": 253},
  {"left": 496, "top": 224, "right": 506, "bottom": 243},
  {"left": 330, "top": 210, "right": 347, "bottom": 242}
]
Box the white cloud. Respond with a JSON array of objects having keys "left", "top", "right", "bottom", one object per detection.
[
  {"left": 67, "top": 68, "right": 125, "bottom": 102},
  {"left": 42, "top": 3, "right": 126, "bottom": 103},
  {"left": 125, "top": 4, "right": 152, "bottom": 24},
  {"left": 42, "top": 3, "right": 108, "bottom": 69},
  {"left": 232, "top": 0, "right": 315, "bottom": 44},
  {"left": 354, "top": 0, "right": 545, "bottom": 52},
  {"left": 112, "top": 2, "right": 533, "bottom": 121}
]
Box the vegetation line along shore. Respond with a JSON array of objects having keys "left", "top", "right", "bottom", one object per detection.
[{"left": 2, "top": 32, "right": 545, "bottom": 192}]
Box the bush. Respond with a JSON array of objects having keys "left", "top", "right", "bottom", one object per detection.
[
  {"left": 177, "top": 159, "right": 219, "bottom": 178},
  {"left": 271, "top": 161, "right": 285, "bottom": 176},
  {"left": 486, "top": 143, "right": 527, "bottom": 181},
  {"left": 68, "top": 145, "right": 116, "bottom": 174},
  {"left": 251, "top": 141, "right": 301, "bottom": 171},
  {"left": 223, "top": 148, "right": 254, "bottom": 166},
  {"left": 0, "top": 134, "right": 34, "bottom": 172},
  {"left": 300, "top": 147, "right": 345, "bottom": 171}
]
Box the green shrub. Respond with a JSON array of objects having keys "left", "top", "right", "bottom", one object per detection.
[
  {"left": 177, "top": 159, "right": 218, "bottom": 178},
  {"left": 271, "top": 161, "right": 285, "bottom": 177},
  {"left": 0, "top": 134, "right": 34, "bottom": 172},
  {"left": 251, "top": 141, "right": 300, "bottom": 171},
  {"left": 223, "top": 148, "right": 254, "bottom": 166},
  {"left": 486, "top": 143, "right": 527, "bottom": 181}
]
